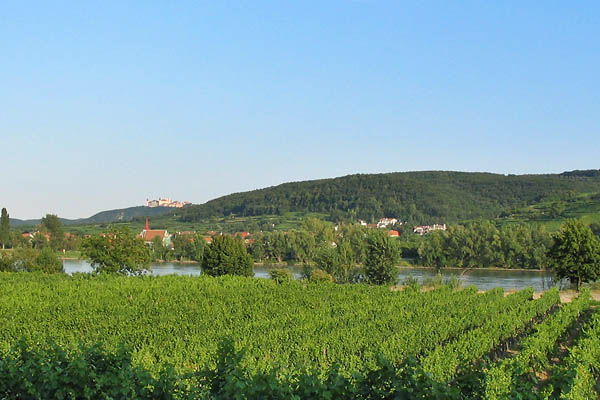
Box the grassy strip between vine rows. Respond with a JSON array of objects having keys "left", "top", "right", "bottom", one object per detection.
[
  {"left": 420, "top": 287, "right": 559, "bottom": 383},
  {"left": 552, "top": 308, "right": 600, "bottom": 399},
  {"left": 484, "top": 289, "right": 592, "bottom": 399}
]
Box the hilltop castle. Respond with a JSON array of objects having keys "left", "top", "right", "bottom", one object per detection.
[{"left": 145, "top": 197, "right": 191, "bottom": 208}]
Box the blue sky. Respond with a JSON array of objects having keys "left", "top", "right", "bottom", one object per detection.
[{"left": 2, "top": 1, "right": 599, "bottom": 219}]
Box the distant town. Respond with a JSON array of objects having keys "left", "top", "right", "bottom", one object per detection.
[{"left": 145, "top": 198, "right": 191, "bottom": 208}]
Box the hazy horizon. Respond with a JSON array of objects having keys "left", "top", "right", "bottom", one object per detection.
[{"left": 3, "top": 1, "right": 599, "bottom": 219}]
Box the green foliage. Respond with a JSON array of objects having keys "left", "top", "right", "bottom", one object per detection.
[
  {"left": 202, "top": 235, "right": 253, "bottom": 277},
  {"left": 178, "top": 170, "right": 600, "bottom": 223},
  {"left": 423, "top": 272, "right": 444, "bottom": 288},
  {"left": 81, "top": 227, "right": 152, "bottom": 275},
  {"left": 402, "top": 274, "right": 421, "bottom": 292},
  {"left": 0, "top": 208, "right": 10, "bottom": 249},
  {"left": 314, "top": 242, "right": 355, "bottom": 283},
  {"left": 0, "top": 247, "right": 64, "bottom": 273},
  {"left": 421, "top": 288, "right": 559, "bottom": 383},
  {"left": 0, "top": 274, "right": 509, "bottom": 377},
  {"left": 308, "top": 268, "right": 334, "bottom": 283},
  {"left": 268, "top": 268, "right": 293, "bottom": 283},
  {"left": 33, "top": 246, "right": 64, "bottom": 273},
  {"left": 0, "top": 340, "right": 179, "bottom": 399},
  {"left": 418, "top": 221, "right": 551, "bottom": 269},
  {"left": 0, "top": 252, "right": 11, "bottom": 272},
  {"left": 553, "top": 309, "right": 600, "bottom": 399},
  {"left": 172, "top": 233, "right": 205, "bottom": 261},
  {"left": 548, "top": 220, "right": 600, "bottom": 290},
  {"left": 152, "top": 236, "right": 171, "bottom": 261},
  {"left": 41, "top": 213, "right": 65, "bottom": 250},
  {"left": 1, "top": 274, "right": 598, "bottom": 398},
  {"left": 364, "top": 230, "right": 401, "bottom": 285}
]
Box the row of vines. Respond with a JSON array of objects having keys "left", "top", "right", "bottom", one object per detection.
[{"left": 0, "top": 272, "right": 597, "bottom": 399}]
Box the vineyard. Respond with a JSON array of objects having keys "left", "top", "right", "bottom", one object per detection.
[{"left": 0, "top": 272, "right": 598, "bottom": 399}]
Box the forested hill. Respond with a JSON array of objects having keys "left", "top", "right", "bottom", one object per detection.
[
  {"left": 10, "top": 206, "right": 172, "bottom": 227},
  {"left": 179, "top": 170, "right": 600, "bottom": 224}
]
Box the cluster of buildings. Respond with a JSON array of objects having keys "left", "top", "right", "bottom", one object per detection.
[
  {"left": 359, "top": 217, "right": 447, "bottom": 236},
  {"left": 358, "top": 218, "right": 402, "bottom": 229},
  {"left": 413, "top": 224, "right": 447, "bottom": 235},
  {"left": 138, "top": 219, "right": 252, "bottom": 249},
  {"left": 145, "top": 198, "right": 191, "bottom": 208}
]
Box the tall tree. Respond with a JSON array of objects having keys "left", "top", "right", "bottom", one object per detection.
[
  {"left": 548, "top": 220, "right": 600, "bottom": 290},
  {"left": 364, "top": 230, "right": 401, "bottom": 285},
  {"left": 41, "top": 214, "right": 65, "bottom": 250},
  {"left": 0, "top": 208, "right": 10, "bottom": 249},
  {"left": 202, "top": 235, "right": 253, "bottom": 277}
]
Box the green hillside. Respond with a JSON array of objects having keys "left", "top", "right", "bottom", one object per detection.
[
  {"left": 83, "top": 206, "right": 172, "bottom": 224},
  {"left": 179, "top": 170, "right": 600, "bottom": 224},
  {"left": 499, "top": 192, "right": 600, "bottom": 231},
  {"left": 10, "top": 206, "right": 173, "bottom": 229}
]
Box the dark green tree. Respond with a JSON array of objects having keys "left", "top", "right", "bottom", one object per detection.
[
  {"left": 364, "top": 230, "right": 401, "bottom": 285},
  {"left": 41, "top": 214, "right": 65, "bottom": 250},
  {"left": 548, "top": 220, "right": 600, "bottom": 290},
  {"left": 315, "top": 240, "right": 356, "bottom": 283},
  {"left": 0, "top": 208, "right": 10, "bottom": 249},
  {"left": 418, "top": 231, "right": 447, "bottom": 268},
  {"left": 202, "top": 235, "right": 253, "bottom": 277},
  {"left": 81, "top": 227, "right": 152, "bottom": 275}
]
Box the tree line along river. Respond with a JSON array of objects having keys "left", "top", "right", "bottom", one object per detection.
[{"left": 62, "top": 259, "right": 556, "bottom": 292}]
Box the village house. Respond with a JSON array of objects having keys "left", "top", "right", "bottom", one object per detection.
[
  {"left": 413, "top": 224, "right": 447, "bottom": 235},
  {"left": 138, "top": 218, "right": 172, "bottom": 247},
  {"left": 377, "top": 218, "right": 399, "bottom": 228}
]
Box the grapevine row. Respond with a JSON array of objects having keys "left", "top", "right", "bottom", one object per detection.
[
  {"left": 420, "top": 287, "right": 560, "bottom": 382},
  {"left": 484, "top": 289, "right": 591, "bottom": 399},
  {"left": 555, "top": 309, "right": 600, "bottom": 399}
]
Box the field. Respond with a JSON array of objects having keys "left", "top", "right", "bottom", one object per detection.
[{"left": 0, "top": 273, "right": 598, "bottom": 398}]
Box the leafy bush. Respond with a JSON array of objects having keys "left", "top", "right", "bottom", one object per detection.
[
  {"left": 32, "top": 246, "right": 63, "bottom": 273},
  {"left": 0, "top": 247, "right": 64, "bottom": 273},
  {"left": 269, "top": 268, "right": 293, "bottom": 283},
  {"left": 309, "top": 268, "right": 334, "bottom": 283}
]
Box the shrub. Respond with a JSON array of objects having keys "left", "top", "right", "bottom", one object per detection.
[
  {"left": 309, "top": 268, "right": 334, "bottom": 283},
  {"left": 402, "top": 274, "right": 420, "bottom": 292},
  {"left": 269, "top": 268, "right": 293, "bottom": 283}
]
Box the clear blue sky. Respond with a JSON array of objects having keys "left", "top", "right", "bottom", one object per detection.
[{"left": 2, "top": 1, "right": 599, "bottom": 219}]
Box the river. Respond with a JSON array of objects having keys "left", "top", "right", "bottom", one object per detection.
[{"left": 63, "top": 259, "right": 557, "bottom": 292}]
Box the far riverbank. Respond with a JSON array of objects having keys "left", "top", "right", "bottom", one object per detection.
[{"left": 62, "top": 259, "right": 556, "bottom": 292}]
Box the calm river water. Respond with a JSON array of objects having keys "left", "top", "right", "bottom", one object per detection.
[{"left": 63, "top": 259, "right": 556, "bottom": 292}]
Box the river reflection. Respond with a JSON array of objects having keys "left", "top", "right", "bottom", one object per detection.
[{"left": 63, "top": 259, "right": 556, "bottom": 292}]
